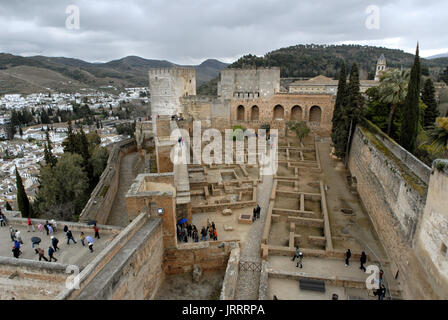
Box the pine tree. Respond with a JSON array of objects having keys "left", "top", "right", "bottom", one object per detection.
[
  {"left": 421, "top": 78, "right": 439, "bottom": 128},
  {"left": 400, "top": 44, "right": 421, "bottom": 153},
  {"left": 15, "top": 167, "right": 32, "bottom": 218},
  {"left": 331, "top": 61, "right": 347, "bottom": 146}
]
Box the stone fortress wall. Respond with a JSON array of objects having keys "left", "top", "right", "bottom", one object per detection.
[
  {"left": 79, "top": 138, "right": 137, "bottom": 225},
  {"left": 149, "top": 67, "right": 196, "bottom": 116},
  {"left": 218, "top": 68, "right": 280, "bottom": 100},
  {"left": 348, "top": 120, "right": 448, "bottom": 299}
]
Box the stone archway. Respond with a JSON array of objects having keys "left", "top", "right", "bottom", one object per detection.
[
  {"left": 237, "top": 105, "right": 245, "bottom": 121},
  {"left": 309, "top": 105, "right": 322, "bottom": 124},
  {"left": 273, "top": 105, "right": 284, "bottom": 120},
  {"left": 251, "top": 105, "right": 259, "bottom": 121},
  {"left": 290, "top": 105, "right": 303, "bottom": 121}
]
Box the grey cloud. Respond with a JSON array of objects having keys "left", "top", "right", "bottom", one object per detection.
[{"left": 0, "top": 0, "right": 446, "bottom": 63}]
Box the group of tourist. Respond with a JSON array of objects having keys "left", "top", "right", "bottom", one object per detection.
[
  {"left": 291, "top": 246, "right": 387, "bottom": 300},
  {"left": 8, "top": 216, "right": 101, "bottom": 261},
  {"left": 176, "top": 219, "right": 218, "bottom": 243}
]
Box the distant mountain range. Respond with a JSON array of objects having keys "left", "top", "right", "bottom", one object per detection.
[
  {"left": 426, "top": 53, "right": 448, "bottom": 60},
  {"left": 1, "top": 44, "right": 448, "bottom": 96},
  {"left": 0, "top": 53, "right": 229, "bottom": 95}
]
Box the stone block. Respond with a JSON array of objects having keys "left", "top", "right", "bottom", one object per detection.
[{"left": 224, "top": 225, "right": 234, "bottom": 231}]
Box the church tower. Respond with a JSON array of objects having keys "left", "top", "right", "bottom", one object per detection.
[{"left": 375, "top": 54, "right": 387, "bottom": 81}]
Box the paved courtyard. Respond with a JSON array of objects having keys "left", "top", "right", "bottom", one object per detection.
[{"left": 0, "top": 224, "right": 116, "bottom": 267}]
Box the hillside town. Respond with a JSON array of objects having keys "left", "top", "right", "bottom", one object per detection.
[{"left": 0, "top": 87, "right": 149, "bottom": 210}]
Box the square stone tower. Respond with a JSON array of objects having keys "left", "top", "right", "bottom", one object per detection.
[{"left": 149, "top": 67, "right": 196, "bottom": 116}]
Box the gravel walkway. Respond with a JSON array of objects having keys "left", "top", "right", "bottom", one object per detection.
[{"left": 235, "top": 173, "right": 274, "bottom": 300}]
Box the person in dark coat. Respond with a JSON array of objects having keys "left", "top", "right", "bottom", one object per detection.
[
  {"left": 12, "top": 246, "right": 21, "bottom": 258},
  {"left": 253, "top": 207, "right": 257, "bottom": 221},
  {"left": 48, "top": 247, "right": 57, "bottom": 262},
  {"left": 51, "top": 236, "right": 60, "bottom": 251},
  {"left": 345, "top": 249, "right": 351, "bottom": 267},
  {"left": 256, "top": 204, "right": 261, "bottom": 219},
  {"left": 66, "top": 229, "right": 76, "bottom": 245},
  {"left": 187, "top": 224, "right": 192, "bottom": 238},
  {"left": 360, "top": 251, "right": 367, "bottom": 272}
]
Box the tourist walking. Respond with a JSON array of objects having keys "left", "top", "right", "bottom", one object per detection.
[
  {"left": 379, "top": 269, "right": 384, "bottom": 287},
  {"left": 51, "top": 236, "right": 60, "bottom": 251},
  {"left": 12, "top": 246, "right": 21, "bottom": 258},
  {"left": 193, "top": 229, "right": 199, "bottom": 242},
  {"left": 209, "top": 226, "right": 214, "bottom": 240},
  {"left": 48, "top": 247, "right": 57, "bottom": 262},
  {"left": 66, "top": 229, "right": 76, "bottom": 245},
  {"left": 47, "top": 224, "right": 54, "bottom": 236},
  {"left": 80, "top": 232, "right": 86, "bottom": 246},
  {"left": 0, "top": 212, "right": 7, "bottom": 227},
  {"left": 44, "top": 221, "right": 50, "bottom": 235},
  {"left": 9, "top": 226, "right": 16, "bottom": 242},
  {"left": 292, "top": 246, "right": 301, "bottom": 262},
  {"left": 296, "top": 252, "right": 303, "bottom": 268},
  {"left": 377, "top": 284, "right": 386, "bottom": 300},
  {"left": 187, "top": 224, "right": 192, "bottom": 238},
  {"left": 201, "top": 227, "right": 207, "bottom": 241},
  {"left": 27, "top": 217, "right": 35, "bottom": 232},
  {"left": 86, "top": 236, "right": 94, "bottom": 253},
  {"left": 345, "top": 249, "right": 351, "bottom": 267},
  {"left": 37, "top": 223, "right": 44, "bottom": 233},
  {"left": 94, "top": 224, "right": 100, "bottom": 239},
  {"left": 213, "top": 228, "right": 218, "bottom": 241},
  {"left": 360, "top": 251, "right": 367, "bottom": 272},
  {"left": 15, "top": 230, "right": 23, "bottom": 244},
  {"left": 253, "top": 207, "right": 257, "bottom": 221},
  {"left": 256, "top": 204, "right": 261, "bottom": 219},
  {"left": 35, "top": 248, "right": 48, "bottom": 261}
]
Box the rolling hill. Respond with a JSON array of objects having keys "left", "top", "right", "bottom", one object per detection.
[{"left": 0, "top": 53, "right": 229, "bottom": 95}]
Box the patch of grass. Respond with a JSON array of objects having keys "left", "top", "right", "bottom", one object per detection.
[{"left": 100, "top": 185, "right": 109, "bottom": 197}]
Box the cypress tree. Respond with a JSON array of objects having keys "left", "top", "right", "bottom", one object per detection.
[
  {"left": 422, "top": 78, "right": 439, "bottom": 128},
  {"left": 64, "top": 119, "right": 77, "bottom": 154},
  {"left": 334, "top": 63, "right": 363, "bottom": 159},
  {"left": 331, "top": 61, "right": 347, "bottom": 146},
  {"left": 400, "top": 44, "right": 421, "bottom": 153},
  {"left": 15, "top": 167, "right": 32, "bottom": 218}
]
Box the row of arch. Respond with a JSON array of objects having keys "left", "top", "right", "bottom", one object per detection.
[{"left": 236, "top": 104, "right": 322, "bottom": 123}]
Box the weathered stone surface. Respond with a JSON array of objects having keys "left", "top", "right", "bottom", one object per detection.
[
  {"left": 222, "top": 209, "right": 232, "bottom": 216},
  {"left": 192, "top": 264, "right": 202, "bottom": 283}
]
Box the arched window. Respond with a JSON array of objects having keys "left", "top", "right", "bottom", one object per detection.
[
  {"left": 237, "top": 105, "right": 245, "bottom": 121},
  {"left": 309, "top": 105, "right": 322, "bottom": 124},
  {"left": 290, "top": 105, "right": 303, "bottom": 121},
  {"left": 251, "top": 105, "right": 259, "bottom": 121},
  {"left": 273, "top": 105, "right": 284, "bottom": 120}
]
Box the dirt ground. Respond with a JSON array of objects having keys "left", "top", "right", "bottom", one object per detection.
[{"left": 154, "top": 271, "right": 225, "bottom": 300}]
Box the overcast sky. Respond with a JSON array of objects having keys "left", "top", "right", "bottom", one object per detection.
[{"left": 0, "top": 0, "right": 446, "bottom": 64}]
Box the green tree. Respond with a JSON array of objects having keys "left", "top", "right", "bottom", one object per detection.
[
  {"left": 377, "top": 69, "right": 410, "bottom": 136},
  {"left": 331, "top": 61, "right": 347, "bottom": 146},
  {"left": 34, "top": 153, "right": 89, "bottom": 219},
  {"left": 44, "top": 128, "right": 57, "bottom": 167},
  {"left": 15, "top": 167, "right": 33, "bottom": 218},
  {"left": 421, "top": 78, "right": 439, "bottom": 128},
  {"left": 400, "top": 44, "right": 421, "bottom": 153},
  {"left": 63, "top": 119, "right": 77, "bottom": 154},
  {"left": 334, "top": 63, "right": 364, "bottom": 159},
  {"left": 287, "top": 121, "right": 311, "bottom": 145}
]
